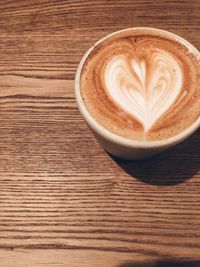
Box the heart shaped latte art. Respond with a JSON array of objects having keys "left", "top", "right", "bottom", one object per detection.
[{"left": 104, "top": 49, "right": 183, "bottom": 132}]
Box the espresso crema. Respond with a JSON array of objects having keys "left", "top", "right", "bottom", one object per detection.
[{"left": 81, "top": 30, "right": 200, "bottom": 140}]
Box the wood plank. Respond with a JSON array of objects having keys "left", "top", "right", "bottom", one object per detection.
[{"left": 0, "top": 0, "right": 199, "bottom": 266}]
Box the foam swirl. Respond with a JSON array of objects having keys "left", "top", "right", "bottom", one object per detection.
[
  {"left": 105, "top": 49, "right": 183, "bottom": 132},
  {"left": 81, "top": 34, "right": 200, "bottom": 141}
]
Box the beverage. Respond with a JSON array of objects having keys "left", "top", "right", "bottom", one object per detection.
[
  {"left": 75, "top": 28, "right": 200, "bottom": 159},
  {"left": 80, "top": 29, "right": 200, "bottom": 141}
]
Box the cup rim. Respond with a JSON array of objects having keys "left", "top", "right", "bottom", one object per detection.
[{"left": 75, "top": 27, "right": 200, "bottom": 149}]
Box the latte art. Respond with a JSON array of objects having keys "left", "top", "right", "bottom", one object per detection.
[
  {"left": 81, "top": 32, "right": 200, "bottom": 141},
  {"left": 105, "top": 49, "right": 183, "bottom": 132}
]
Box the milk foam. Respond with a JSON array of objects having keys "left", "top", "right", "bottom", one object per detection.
[
  {"left": 105, "top": 49, "right": 183, "bottom": 131},
  {"left": 81, "top": 33, "right": 200, "bottom": 141}
]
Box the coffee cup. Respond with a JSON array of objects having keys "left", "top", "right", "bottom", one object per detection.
[{"left": 75, "top": 28, "right": 200, "bottom": 160}]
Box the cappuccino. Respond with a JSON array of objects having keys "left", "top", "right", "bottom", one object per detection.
[{"left": 80, "top": 29, "right": 200, "bottom": 141}]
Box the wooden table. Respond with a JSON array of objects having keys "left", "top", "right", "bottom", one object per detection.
[{"left": 0, "top": 1, "right": 200, "bottom": 266}]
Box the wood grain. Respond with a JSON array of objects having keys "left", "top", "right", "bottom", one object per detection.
[{"left": 0, "top": 0, "right": 200, "bottom": 266}]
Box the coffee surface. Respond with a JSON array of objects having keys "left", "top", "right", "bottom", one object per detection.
[{"left": 80, "top": 31, "right": 200, "bottom": 141}]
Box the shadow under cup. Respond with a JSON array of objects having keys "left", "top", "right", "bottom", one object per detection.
[{"left": 75, "top": 27, "right": 200, "bottom": 160}]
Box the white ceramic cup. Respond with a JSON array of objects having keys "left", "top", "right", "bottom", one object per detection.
[{"left": 75, "top": 27, "right": 200, "bottom": 160}]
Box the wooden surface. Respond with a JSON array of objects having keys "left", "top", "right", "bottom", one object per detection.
[{"left": 0, "top": 0, "right": 200, "bottom": 266}]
